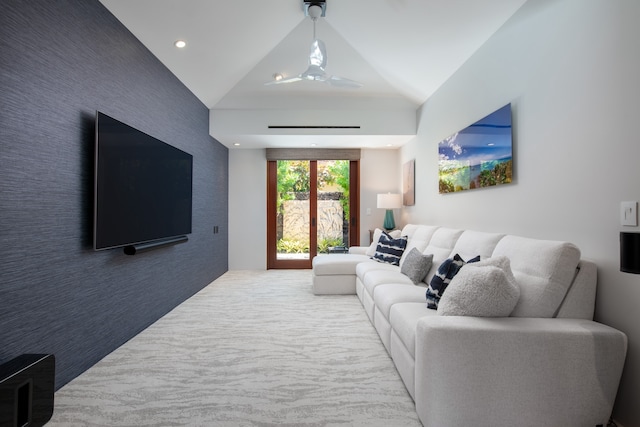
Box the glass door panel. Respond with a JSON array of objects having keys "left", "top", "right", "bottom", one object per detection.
[
  {"left": 276, "top": 160, "right": 311, "bottom": 261},
  {"left": 316, "top": 160, "right": 350, "bottom": 254}
]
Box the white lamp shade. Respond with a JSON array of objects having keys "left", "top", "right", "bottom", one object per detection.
[{"left": 377, "top": 193, "right": 402, "bottom": 209}]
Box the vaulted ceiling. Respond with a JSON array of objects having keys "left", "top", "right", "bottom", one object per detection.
[{"left": 99, "top": 0, "right": 527, "bottom": 149}]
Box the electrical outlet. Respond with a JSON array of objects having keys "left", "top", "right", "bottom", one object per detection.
[{"left": 620, "top": 201, "right": 637, "bottom": 226}]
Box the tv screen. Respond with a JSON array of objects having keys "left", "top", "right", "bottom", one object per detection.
[{"left": 94, "top": 112, "right": 193, "bottom": 251}]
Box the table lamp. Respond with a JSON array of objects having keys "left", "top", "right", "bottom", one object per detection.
[{"left": 377, "top": 193, "right": 402, "bottom": 230}]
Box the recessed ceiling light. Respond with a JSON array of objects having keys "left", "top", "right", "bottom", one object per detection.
[
  {"left": 174, "top": 40, "right": 186, "bottom": 48},
  {"left": 234, "top": 143, "right": 240, "bottom": 146}
]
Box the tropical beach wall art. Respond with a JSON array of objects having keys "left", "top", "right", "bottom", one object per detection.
[{"left": 438, "top": 103, "right": 513, "bottom": 194}]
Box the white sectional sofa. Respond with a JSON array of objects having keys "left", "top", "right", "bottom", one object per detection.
[{"left": 311, "top": 224, "right": 627, "bottom": 427}]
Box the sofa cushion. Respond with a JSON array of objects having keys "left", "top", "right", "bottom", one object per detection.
[
  {"left": 449, "top": 230, "right": 505, "bottom": 262},
  {"left": 426, "top": 254, "right": 480, "bottom": 309},
  {"left": 355, "top": 260, "right": 397, "bottom": 281},
  {"left": 492, "top": 236, "right": 581, "bottom": 318},
  {"left": 390, "top": 302, "right": 438, "bottom": 356},
  {"left": 437, "top": 256, "right": 520, "bottom": 317},
  {"left": 375, "top": 284, "right": 429, "bottom": 321},
  {"left": 366, "top": 228, "right": 401, "bottom": 257},
  {"left": 399, "top": 225, "right": 440, "bottom": 266},
  {"left": 312, "top": 254, "right": 370, "bottom": 275},
  {"left": 400, "top": 248, "right": 433, "bottom": 284},
  {"left": 363, "top": 269, "right": 414, "bottom": 297},
  {"left": 372, "top": 231, "right": 408, "bottom": 266},
  {"left": 420, "top": 228, "right": 465, "bottom": 284}
]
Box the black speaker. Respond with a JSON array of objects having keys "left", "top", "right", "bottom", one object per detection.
[
  {"left": 620, "top": 232, "right": 640, "bottom": 274},
  {"left": 0, "top": 354, "right": 55, "bottom": 427}
]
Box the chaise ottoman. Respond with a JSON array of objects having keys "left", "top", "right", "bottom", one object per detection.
[{"left": 312, "top": 253, "right": 371, "bottom": 294}]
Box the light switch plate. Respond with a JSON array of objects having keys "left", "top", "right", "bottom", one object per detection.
[{"left": 620, "top": 201, "right": 637, "bottom": 226}]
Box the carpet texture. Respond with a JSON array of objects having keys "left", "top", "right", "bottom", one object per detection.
[{"left": 48, "top": 270, "right": 422, "bottom": 426}]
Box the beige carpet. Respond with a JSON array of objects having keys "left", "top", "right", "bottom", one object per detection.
[{"left": 48, "top": 270, "right": 422, "bottom": 426}]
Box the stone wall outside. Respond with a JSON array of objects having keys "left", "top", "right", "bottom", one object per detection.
[
  {"left": 280, "top": 192, "right": 346, "bottom": 245},
  {"left": 282, "top": 200, "right": 343, "bottom": 242}
]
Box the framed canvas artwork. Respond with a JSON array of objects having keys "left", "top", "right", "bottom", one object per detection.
[
  {"left": 403, "top": 159, "right": 415, "bottom": 206},
  {"left": 438, "top": 104, "right": 513, "bottom": 194}
]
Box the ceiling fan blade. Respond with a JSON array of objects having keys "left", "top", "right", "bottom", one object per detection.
[
  {"left": 327, "top": 75, "right": 363, "bottom": 88},
  {"left": 264, "top": 76, "right": 303, "bottom": 86},
  {"left": 264, "top": 35, "right": 362, "bottom": 88}
]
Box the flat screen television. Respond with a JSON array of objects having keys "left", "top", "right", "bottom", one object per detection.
[{"left": 94, "top": 111, "right": 193, "bottom": 251}]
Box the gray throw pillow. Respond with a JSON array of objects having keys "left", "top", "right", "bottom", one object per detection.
[{"left": 400, "top": 248, "right": 433, "bottom": 284}]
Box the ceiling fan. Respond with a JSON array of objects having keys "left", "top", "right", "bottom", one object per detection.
[{"left": 265, "top": 1, "right": 363, "bottom": 89}]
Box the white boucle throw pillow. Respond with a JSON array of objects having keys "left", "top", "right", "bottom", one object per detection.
[{"left": 437, "top": 256, "right": 520, "bottom": 317}]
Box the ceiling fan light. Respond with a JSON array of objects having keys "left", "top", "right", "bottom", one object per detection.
[{"left": 307, "top": 5, "right": 323, "bottom": 19}]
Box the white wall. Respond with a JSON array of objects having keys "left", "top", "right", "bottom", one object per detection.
[
  {"left": 228, "top": 149, "right": 267, "bottom": 270},
  {"left": 228, "top": 148, "right": 399, "bottom": 268},
  {"left": 359, "top": 149, "right": 400, "bottom": 244},
  {"left": 400, "top": 1, "right": 640, "bottom": 424}
]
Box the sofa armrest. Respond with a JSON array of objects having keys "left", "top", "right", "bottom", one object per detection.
[
  {"left": 414, "top": 316, "right": 627, "bottom": 427},
  {"left": 348, "top": 246, "right": 369, "bottom": 255}
]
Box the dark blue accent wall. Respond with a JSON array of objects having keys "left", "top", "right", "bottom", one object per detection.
[{"left": 0, "top": 0, "right": 228, "bottom": 388}]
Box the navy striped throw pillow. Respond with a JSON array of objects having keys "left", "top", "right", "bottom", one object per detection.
[
  {"left": 426, "top": 253, "right": 480, "bottom": 309},
  {"left": 372, "top": 231, "right": 408, "bottom": 266}
]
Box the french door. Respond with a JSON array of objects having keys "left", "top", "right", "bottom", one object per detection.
[{"left": 267, "top": 158, "right": 359, "bottom": 269}]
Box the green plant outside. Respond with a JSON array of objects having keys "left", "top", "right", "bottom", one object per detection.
[
  {"left": 317, "top": 237, "right": 344, "bottom": 253},
  {"left": 276, "top": 237, "right": 344, "bottom": 254},
  {"left": 276, "top": 238, "right": 309, "bottom": 254},
  {"left": 323, "top": 160, "right": 350, "bottom": 219}
]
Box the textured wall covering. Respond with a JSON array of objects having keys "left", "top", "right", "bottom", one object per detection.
[{"left": 0, "top": 0, "right": 228, "bottom": 388}]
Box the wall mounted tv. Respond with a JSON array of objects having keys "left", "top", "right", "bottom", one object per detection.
[{"left": 94, "top": 112, "right": 193, "bottom": 253}]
